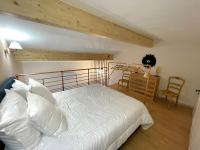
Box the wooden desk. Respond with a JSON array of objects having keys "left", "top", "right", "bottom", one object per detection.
[{"left": 129, "top": 73, "right": 160, "bottom": 101}]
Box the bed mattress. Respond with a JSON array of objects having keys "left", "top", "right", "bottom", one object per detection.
[{"left": 35, "top": 84, "right": 153, "bottom": 150}]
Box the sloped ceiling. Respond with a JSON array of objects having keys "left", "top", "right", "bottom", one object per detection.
[
  {"left": 0, "top": 0, "right": 200, "bottom": 54},
  {"left": 0, "top": 14, "right": 133, "bottom": 54},
  {"left": 64, "top": 0, "right": 200, "bottom": 45}
]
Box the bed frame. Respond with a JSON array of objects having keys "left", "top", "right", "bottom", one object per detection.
[{"left": 16, "top": 67, "right": 108, "bottom": 92}]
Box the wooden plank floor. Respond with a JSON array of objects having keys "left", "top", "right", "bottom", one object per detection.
[{"left": 110, "top": 84, "right": 193, "bottom": 150}]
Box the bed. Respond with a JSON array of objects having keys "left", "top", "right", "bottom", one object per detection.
[{"left": 0, "top": 77, "right": 153, "bottom": 150}]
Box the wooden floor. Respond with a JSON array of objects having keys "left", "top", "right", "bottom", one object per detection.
[{"left": 110, "top": 84, "right": 193, "bottom": 150}]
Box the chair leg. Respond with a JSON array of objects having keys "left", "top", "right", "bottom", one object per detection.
[
  {"left": 127, "top": 82, "right": 129, "bottom": 88},
  {"left": 166, "top": 97, "right": 171, "bottom": 108},
  {"left": 165, "top": 96, "right": 168, "bottom": 101},
  {"left": 175, "top": 97, "right": 179, "bottom": 106}
]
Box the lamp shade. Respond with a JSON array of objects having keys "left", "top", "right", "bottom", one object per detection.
[{"left": 9, "top": 41, "right": 23, "bottom": 50}]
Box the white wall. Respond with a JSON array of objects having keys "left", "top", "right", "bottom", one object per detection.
[
  {"left": 19, "top": 61, "right": 93, "bottom": 74},
  {"left": 113, "top": 42, "right": 200, "bottom": 107},
  {"left": 0, "top": 38, "right": 22, "bottom": 82}
]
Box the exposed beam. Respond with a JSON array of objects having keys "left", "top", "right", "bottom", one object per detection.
[
  {"left": 14, "top": 49, "right": 113, "bottom": 61},
  {"left": 0, "top": 0, "right": 153, "bottom": 47}
]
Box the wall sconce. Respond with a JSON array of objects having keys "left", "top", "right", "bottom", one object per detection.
[{"left": 5, "top": 41, "right": 23, "bottom": 54}]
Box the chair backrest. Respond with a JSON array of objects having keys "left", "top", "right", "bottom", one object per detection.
[
  {"left": 167, "top": 76, "right": 185, "bottom": 95},
  {"left": 122, "top": 71, "right": 131, "bottom": 80}
]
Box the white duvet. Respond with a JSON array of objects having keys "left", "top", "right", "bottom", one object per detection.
[{"left": 36, "top": 85, "right": 153, "bottom": 150}]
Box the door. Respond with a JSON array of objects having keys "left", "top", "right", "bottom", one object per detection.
[{"left": 189, "top": 91, "right": 200, "bottom": 150}]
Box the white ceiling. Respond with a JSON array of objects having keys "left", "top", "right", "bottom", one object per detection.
[
  {"left": 0, "top": 0, "right": 200, "bottom": 53},
  {"left": 0, "top": 14, "right": 132, "bottom": 54},
  {"left": 64, "top": 0, "right": 200, "bottom": 44}
]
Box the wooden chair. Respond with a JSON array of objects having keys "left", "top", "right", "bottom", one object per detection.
[
  {"left": 118, "top": 71, "right": 131, "bottom": 88},
  {"left": 159, "top": 76, "right": 185, "bottom": 105}
]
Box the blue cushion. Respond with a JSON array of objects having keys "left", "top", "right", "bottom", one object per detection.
[
  {"left": 0, "top": 77, "right": 16, "bottom": 103},
  {"left": 0, "top": 140, "right": 5, "bottom": 150}
]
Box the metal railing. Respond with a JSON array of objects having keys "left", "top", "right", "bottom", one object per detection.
[{"left": 16, "top": 67, "right": 108, "bottom": 92}]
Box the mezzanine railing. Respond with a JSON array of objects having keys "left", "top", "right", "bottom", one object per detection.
[{"left": 16, "top": 67, "right": 108, "bottom": 92}]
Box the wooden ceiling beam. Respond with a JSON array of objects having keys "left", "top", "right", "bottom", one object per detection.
[
  {"left": 14, "top": 49, "right": 113, "bottom": 61},
  {"left": 0, "top": 0, "right": 153, "bottom": 47}
]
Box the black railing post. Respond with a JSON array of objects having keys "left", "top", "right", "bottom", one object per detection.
[
  {"left": 105, "top": 68, "right": 108, "bottom": 86},
  {"left": 88, "top": 69, "right": 90, "bottom": 85},
  {"left": 61, "top": 71, "right": 64, "bottom": 91},
  {"left": 42, "top": 79, "right": 45, "bottom": 85}
]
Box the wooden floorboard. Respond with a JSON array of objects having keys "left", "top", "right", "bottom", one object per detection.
[{"left": 110, "top": 84, "right": 193, "bottom": 150}]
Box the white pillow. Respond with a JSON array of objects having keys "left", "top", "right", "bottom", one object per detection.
[
  {"left": 27, "top": 92, "right": 67, "bottom": 136},
  {"left": 29, "top": 78, "right": 56, "bottom": 104},
  {"left": 0, "top": 90, "right": 41, "bottom": 150},
  {"left": 12, "top": 79, "right": 29, "bottom": 99}
]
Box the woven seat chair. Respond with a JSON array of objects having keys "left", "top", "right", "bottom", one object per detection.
[
  {"left": 118, "top": 71, "right": 131, "bottom": 88},
  {"left": 159, "top": 76, "right": 185, "bottom": 105}
]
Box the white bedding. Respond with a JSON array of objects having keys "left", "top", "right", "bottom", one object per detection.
[{"left": 35, "top": 84, "right": 153, "bottom": 150}]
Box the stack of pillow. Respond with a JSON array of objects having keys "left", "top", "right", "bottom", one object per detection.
[{"left": 0, "top": 78, "right": 67, "bottom": 150}]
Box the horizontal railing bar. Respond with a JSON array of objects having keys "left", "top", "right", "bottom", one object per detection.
[
  {"left": 34, "top": 73, "right": 106, "bottom": 81},
  {"left": 50, "top": 80, "right": 105, "bottom": 90},
  {"left": 89, "top": 71, "right": 107, "bottom": 74},
  {"left": 63, "top": 77, "right": 78, "bottom": 81},
  {"left": 44, "top": 80, "right": 63, "bottom": 84},
  {"left": 64, "top": 79, "right": 89, "bottom": 84},
  {"left": 63, "top": 72, "right": 98, "bottom": 77},
  {"left": 64, "top": 84, "right": 86, "bottom": 89},
  {"left": 63, "top": 80, "right": 78, "bottom": 84},
  {"left": 64, "top": 74, "right": 105, "bottom": 80},
  {"left": 89, "top": 77, "right": 105, "bottom": 80},
  {"left": 16, "top": 67, "right": 108, "bottom": 92},
  {"left": 76, "top": 72, "right": 88, "bottom": 74},
  {"left": 28, "top": 78, "right": 106, "bottom": 85},
  {"left": 64, "top": 76, "right": 87, "bottom": 81},
  {"left": 63, "top": 74, "right": 78, "bottom": 77},
  {"left": 34, "top": 73, "right": 105, "bottom": 81},
  {"left": 63, "top": 73, "right": 86, "bottom": 76},
  {"left": 64, "top": 81, "right": 78, "bottom": 84},
  {"left": 46, "top": 84, "right": 63, "bottom": 87},
  {"left": 36, "top": 76, "right": 62, "bottom": 80},
  {"left": 77, "top": 79, "right": 91, "bottom": 82},
  {"left": 77, "top": 73, "right": 106, "bottom": 76},
  {"left": 17, "top": 67, "right": 107, "bottom": 76}
]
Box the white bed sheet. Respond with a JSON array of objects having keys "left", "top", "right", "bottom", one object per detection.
[{"left": 35, "top": 84, "right": 153, "bottom": 150}]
